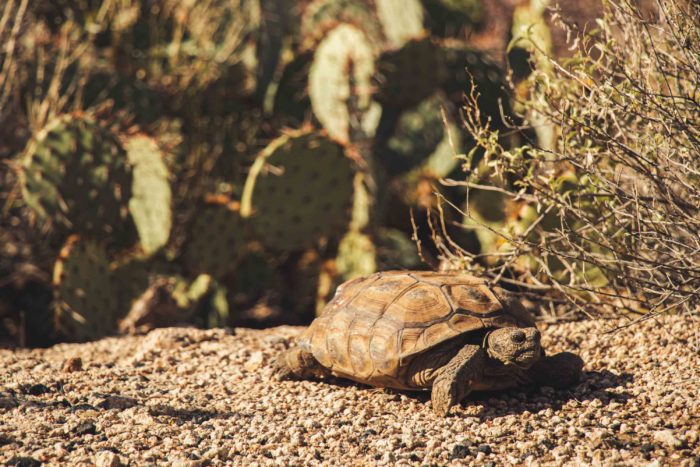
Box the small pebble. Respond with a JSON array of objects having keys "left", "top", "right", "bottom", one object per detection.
[
  {"left": 5, "top": 457, "right": 41, "bottom": 467},
  {"left": 24, "top": 384, "right": 50, "bottom": 396},
  {"left": 95, "top": 450, "right": 123, "bottom": 467},
  {"left": 449, "top": 444, "right": 470, "bottom": 460},
  {"left": 653, "top": 430, "right": 685, "bottom": 450},
  {"left": 74, "top": 422, "right": 97, "bottom": 436},
  {"left": 477, "top": 444, "right": 492, "bottom": 455},
  {"left": 62, "top": 357, "right": 83, "bottom": 373}
]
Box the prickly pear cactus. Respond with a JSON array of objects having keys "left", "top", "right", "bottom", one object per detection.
[
  {"left": 20, "top": 114, "right": 133, "bottom": 240},
  {"left": 422, "top": 0, "right": 484, "bottom": 37},
  {"left": 374, "top": 37, "right": 448, "bottom": 110},
  {"left": 182, "top": 196, "right": 248, "bottom": 279},
  {"left": 241, "top": 130, "right": 357, "bottom": 251},
  {"left": 112, "top": 255, "right": 153, "bottom": 316},
  {"left": 301, "top": 0, "right": 383, "bottom": 47},
  {"left": 336, "top": 231, "right": 376, "bottom": 281},
  {"left": 375, "top": 0, "right": 425, "bottom": 48},
  {"left": 441, "top": 42, "right": 509, "bottom": 123},
  {"left": 308, "top": 24, "right": 377, "bottom": 143},
  {"left": 53, "top": 236, "right": 121, "bottom": 342},
  {"left": 125, "top": 135, "right": 172, "bottom": 255},
  {"left": 376, "top": 228, "right": 421, "bottom": 270},
  {"left": 376, "top": 93, "right": 448, "bottom": 176}
]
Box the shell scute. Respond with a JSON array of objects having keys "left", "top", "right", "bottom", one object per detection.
[
  {"left": 448, "top": 313, "right": 485, "bottom": 333},
  {"left": 349, "top": 274, "right": 418, "bottom": 316},
  {"left": 399, "top": 326, "right": 426, "bottom": 361},
  {"left": 369, "top": 318, "right": 400, "bottom": 375},
  {"left": 446, "top": 284, "right": 502, "bottom": 314},
  {"left": 384, "top": 283, "right": 451, "bottom": 323},
  {"left": 422, "top": 320, "right": 455, "bottom": 348}
]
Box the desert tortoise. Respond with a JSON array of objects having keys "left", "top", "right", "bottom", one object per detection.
[{"left": 275, "top": 270, "right": 583, "bottom": 416}]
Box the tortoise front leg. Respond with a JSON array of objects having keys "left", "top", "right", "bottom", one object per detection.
[
  {"left": 274, "top": 347, "right": 330, "bottom": 381},
  {"left": 430, "top": 344, "right": 486, "bottom": 416}
]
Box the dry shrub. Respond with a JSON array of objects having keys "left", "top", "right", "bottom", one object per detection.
[{"left": 438, "top": 0, "right": 700, "bottom": 317}]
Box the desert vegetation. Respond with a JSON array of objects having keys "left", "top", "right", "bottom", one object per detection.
[{"left": 0, "top": 0, "right": 697, "bottom": 347}]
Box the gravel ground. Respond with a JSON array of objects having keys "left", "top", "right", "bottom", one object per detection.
[{"left": 1, "top": 314, "right": 699, "bottom": 466}]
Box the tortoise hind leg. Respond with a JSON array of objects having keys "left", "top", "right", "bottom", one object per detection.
[{"left": 274, "top": 347, "right": 330, "bottom": 381}]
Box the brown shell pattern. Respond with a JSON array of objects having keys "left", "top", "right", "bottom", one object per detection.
[{"left": 298, "top": 271, "right": 535, "bottom": 386}]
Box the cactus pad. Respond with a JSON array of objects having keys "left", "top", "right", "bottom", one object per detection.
[
  {"left": 20, "top": 114, "right": 133, "bottom": 240},
  {"left": 308, "top": 24, "right": 376, "bottom": 143},
  {"left": 376, "top": 0, "right": 425, "bottom": 48},
  {"left": 336, "top": 231, "right": 376, "bottom": 281},
  {"left": 125, "top": 135, "right": 172, "bottom": 255},
  {"left": 241, "top": 130, "right": 356, "bottom": 251},
  {"left": 442, "top": 42, "right": 509, "bottom": 123},
  {"left": 376, "top": 228, "right": 421, "bottom": 270},
  {"left": 301, "top": 0, "right": 383, "bottom": 47},
  {"left": 374, "top": 37, "right": 447, "bottom": 110},
  {"left": 182, "top": 196, "right": 248, "bottom": 279},
  {"left": 376, "top": 94, "right": 447, "bottom": 176},
  {"left": 53, "top": 236, "right": 120, "bottom": 342}
]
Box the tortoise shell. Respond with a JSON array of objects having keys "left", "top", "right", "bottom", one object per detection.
[{"left": 297, "top": 270, "right": 535, "bottom": 388}]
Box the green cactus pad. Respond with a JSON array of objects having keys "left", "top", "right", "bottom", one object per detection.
[
  {"left": 308, "top": 24, "right": 376, "bottom": 143},
  {"left": 441, "top": 42, "right": 509, "bottom": 122},
  {"left": 53, "top": 236, "right": 121, "bottom": 342},
  {"left": 376, "top": 94, "right": 447, "bottom": 176},
  {"left": 20, "top": 114, "right": 133, "bottom": 240},
  {"left": 112, "top": 255, "right": 153, "bottom": 316},
  {"left": 376, "top": 228, "right": 421, "bottom": 270},
  {"left": 241, "top": 130, "right": 357, "bottom": 251},
  {"left": 374, "top": 37, "right": 448, "bottom": 110},
  {"left": 376, "top": 0, "right": 425, "bottom": 48},
  {"left": 182, "top": 196, "right": 247, "bottom": 279},
  {"left": 125, "top": 135, "right": 172, "bottom": 255},
  {"left": 422, "top": 0, "right": 484, "bottom": 37},
  {"left": 336, "top": 231, "right": 376, "bottom": 281},
  {"left": 377, "top": 92, "right": 462, "bottom": 182}
]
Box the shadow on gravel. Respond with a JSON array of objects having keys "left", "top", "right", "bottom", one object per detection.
[
  {"left": 279, "top": 368, "right": 634, "bottom": 419},
  {"left": 147, "top": 403, "right": 238, "bottom": 422},
  {"left": 468, "top": 369, "right": 635, "bottom": 420},
  {"left": 355, "top": 369, "right": 635, "bottom": 419}
]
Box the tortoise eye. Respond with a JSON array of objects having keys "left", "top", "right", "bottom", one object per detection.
[{"left": 511, "top": 330, "right": 526, "bottom": 343}]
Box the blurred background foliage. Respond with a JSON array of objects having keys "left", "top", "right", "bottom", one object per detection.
[{"left": 0, "top": 0, "right": 610, "bottom": 346}]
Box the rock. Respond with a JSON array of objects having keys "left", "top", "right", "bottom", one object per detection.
[
  {"left": 23, "top": 384, "right": 50, "bottom": 396},
  {"left": 95, "top": 450, "right": 123, "bottom": 467},
  {"left": 653, "top": 430, "right": 685, "bottom": 449},
  {"left": 97, "top": 395, "right": 139, "bottom": 410},
  {"left": 477, "top": 444, "right": 492, "bottom": 455},
  {"left": 449, "top": 444, "right": 470, "bottom": 460},
  {"left": 0, "top": 396, "right": 18, "bottom": 409},
  {"left": 640, "top": 443, "right": 655, "bottom": 454},
  {"left": 74, "top": 422, "right": 97, "bottom": 436},
  {"left": 62, "top": 357, "right": 83, "bottom": 372},
  {"left": 244, "top": 352, "right": 264, "bottom": 372},
  {"left": 5, "top": 457, "right": 41, "bottom": 467}
]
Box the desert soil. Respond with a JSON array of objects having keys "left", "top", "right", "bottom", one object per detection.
[{"left": 1, "top": 314, "right": 699, "bottom": 466}]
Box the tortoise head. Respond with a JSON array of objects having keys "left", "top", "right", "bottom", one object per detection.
[{"left": 485, "top": 327, "right": 542, "bottom": 369}]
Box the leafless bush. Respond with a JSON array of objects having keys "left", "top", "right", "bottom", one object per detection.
[{"left": 437, "top": 0, "right": 700, "bottom": 317}]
